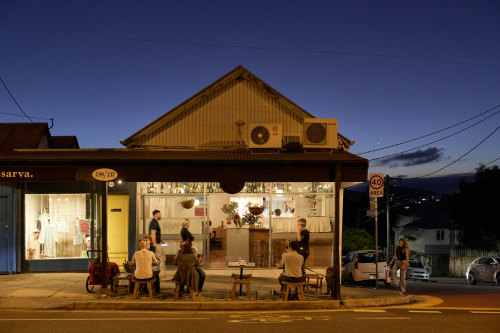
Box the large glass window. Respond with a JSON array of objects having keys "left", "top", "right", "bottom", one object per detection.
[{"left": 25, "top": 194, "right": 92, "bottom": 260}]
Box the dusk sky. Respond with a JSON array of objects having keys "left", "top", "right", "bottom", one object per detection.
[{"left": 1, "top": 0, "right": 499, "bottom": 178}]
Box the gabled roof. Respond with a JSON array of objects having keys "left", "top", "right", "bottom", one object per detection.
[
  {"left": 52, "top": 136, "right": 80, "bottom": 149},
  {"left": 0, "top": 123, "right": 52, "bottom": 150},
  {"left": 403, "top": 211, "right": 451, "bottom": 230},
  {"left": 121, "top": 65, "right": 353, "bottom": 148}
]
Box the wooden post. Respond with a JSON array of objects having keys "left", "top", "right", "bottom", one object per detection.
[
  {"left": 332, "top": 165, "right": 342, "bottom": 299},
  {"left": 100, "top": 181, "right": 108, "bottom": 292}
]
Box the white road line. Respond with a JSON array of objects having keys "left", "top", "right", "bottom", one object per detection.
[
  {"left": 353, "top": 309, "right": 386, "bottom": 313},
  {"left": 408, "top": 310, "right": 441, "bottom": 314},
  {"left": 355, "top": 317, "right": 410, "bottom": 320},
  {"left": 0, "top": 318, "right": 211, "bottom": 321},
  {"left": 470, "top": 311, "right": 500, "bottom": 314}
]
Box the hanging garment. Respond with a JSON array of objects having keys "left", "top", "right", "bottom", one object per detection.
[
  {"left": 73, "top": 220, "right": 83, "bottom": 245},
  {"left": 43, "top": 222, "right": 56, "bottom": 258},
  {"left": 79, "top": 219, "right": 90, "bottom": 233},
  {"left": 57, "top": 220, "right": 69, "bottom": 233}
]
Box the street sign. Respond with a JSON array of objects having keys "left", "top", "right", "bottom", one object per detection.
[{"left": 369, "top": 173, "right": 384, "bottom": 197}]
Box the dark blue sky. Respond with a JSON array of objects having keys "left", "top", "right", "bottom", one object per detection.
[{"left": 1, "top": 0, "right": 499, "bottom": 177}]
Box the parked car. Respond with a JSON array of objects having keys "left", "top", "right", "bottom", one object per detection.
[
  {"left": 466, "top": 257, "right": 500, "bottom": 286},
  {"left": 342, "top": 250, "right": 388, "bottom": 285},
  {"left": 406, "top": 260, "right": 429, "bottom": 281}
]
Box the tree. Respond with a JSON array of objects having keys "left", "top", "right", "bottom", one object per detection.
[
  {"left": 342, "top": 228, "right": 374, "bottom": 255},
  {"left": 451, "top": 165, "right": 500, "bottom": 250}
]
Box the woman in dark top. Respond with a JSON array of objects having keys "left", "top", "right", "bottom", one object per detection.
[
  {"left": 297, "top": 218, "right": 310, "bottom": 265},
  {"left": 389, "top": 237, "right": 410, "bottom": 294},
  {"left": 180, "top": 219, "right": 195, "bottom": 244}
]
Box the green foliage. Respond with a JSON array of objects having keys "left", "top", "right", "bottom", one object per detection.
[
  {"left": 342, "top": 228, "right": 374, "bottom": 255},
  {"left": 451, "top": 165, "right": 500, "bottom": 251}
]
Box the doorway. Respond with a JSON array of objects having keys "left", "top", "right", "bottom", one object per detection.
[{"left": 107, "top": 195, "right": 129, "bottom": 269}]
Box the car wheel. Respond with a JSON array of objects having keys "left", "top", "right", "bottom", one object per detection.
[
  {"left": 496, "top": 273, "right": 500, "bottom": 287},
  {"left": 349, "top": 274, "right": 355, "bottom": 285},
  {"left": 468, "top": 272, "right": 477, "bottom": 285}
]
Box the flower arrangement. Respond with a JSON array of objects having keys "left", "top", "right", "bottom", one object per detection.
[
  {"left": 221, "top": 201, "right": 239, "bottom": 220},
  {"left": 241, "top": 212, "right": 260, "bottom": 227}
]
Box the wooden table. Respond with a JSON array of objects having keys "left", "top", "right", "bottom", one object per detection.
[{"left": 228, "top": 262, "right": 255, "bottom": 296}]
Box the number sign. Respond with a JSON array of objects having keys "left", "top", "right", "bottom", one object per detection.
[
  {"left": 369, "top": 173, "right": 384, "bottom": 197},
  {"left": 92, "top": 168, "right": 118, "bottom": 181}
]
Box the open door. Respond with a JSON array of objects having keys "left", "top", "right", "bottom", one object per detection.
[{"left": 107, "top": 195, "right": 129, "bottom": 269}]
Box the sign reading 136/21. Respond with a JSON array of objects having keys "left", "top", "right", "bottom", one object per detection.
[{"left": 369, "top": 173, "right": 384, "bottom": 197}]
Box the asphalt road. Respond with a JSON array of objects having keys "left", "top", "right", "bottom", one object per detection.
[{"left": 0, "top": 308, "right": 499, "bottom": 333}]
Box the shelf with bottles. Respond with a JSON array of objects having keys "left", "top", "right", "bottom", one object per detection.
[{"left": 139, "top": 182, "right": 224, "bottom": 194}]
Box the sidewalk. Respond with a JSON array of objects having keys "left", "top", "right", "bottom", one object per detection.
[{"left": 0, "top": 270, "right": 413, "bottom": 311}]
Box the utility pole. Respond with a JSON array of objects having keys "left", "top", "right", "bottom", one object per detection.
[{"left": 385, "top": 175, "right": 390, "bottom": 259}]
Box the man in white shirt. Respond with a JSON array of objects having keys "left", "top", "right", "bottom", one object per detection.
[
  {"left": 278, "top": 241, "right": 305, "bottom": 292},
  {"left": 132, "top": 241, "right": 159, "bottom": 294}
]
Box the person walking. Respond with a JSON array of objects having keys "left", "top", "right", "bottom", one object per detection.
[
  {"left": 296, "top": 218, "right": 310, "bottom": 266},
  {"left": 389, "top": 237, "right": 410, "bottom": 295},
  {"left": 149, "top": 210, "right": 166, "bottom": 275}
]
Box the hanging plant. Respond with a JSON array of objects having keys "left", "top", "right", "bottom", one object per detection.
[
  {"left": 180, "top": 199, "right": 195, "bottom": 209},
  {"left": 248, "top": 203, "right": 264, "bottom": 216}
]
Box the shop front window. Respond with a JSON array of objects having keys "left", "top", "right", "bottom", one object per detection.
[{"left": 25, "top": 194, "right": 92, "bottom": 260}]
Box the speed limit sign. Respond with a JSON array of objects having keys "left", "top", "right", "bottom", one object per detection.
[{"left": 369, "top": 173, "right": 384, "bottom": 197}]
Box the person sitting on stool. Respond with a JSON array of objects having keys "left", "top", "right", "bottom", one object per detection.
[
  {"left": 131, "top": 240, "right": 159, "bottom": 295},
  {"left": 278, "top": 241, "right": 305, "bottom": 296}
]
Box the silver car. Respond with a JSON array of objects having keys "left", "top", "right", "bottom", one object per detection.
[
  {"left": 466, "top": 257, "right": 500, "bottom": 286},
  {"left": 406, "top": 260, "right": 429, "bottom": 281}
]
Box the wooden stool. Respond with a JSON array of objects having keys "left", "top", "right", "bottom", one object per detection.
[
  {"left": 174, "top": 281, "right": 195, "bottom": 300},
  {"left": 132, "top": 277, "right": 156, "bottom": 300},
  {"left": 113, "top": 273, "right": 132, "bottom": 296},
  {"left": 282, "top": 281, "right": 306, "bottom": 301},
  {"left": 231, "top": 277, "right": 252, "bottom": 300},
  {"left": 305, "top": 274, "right": 323, "bottom": 293}
]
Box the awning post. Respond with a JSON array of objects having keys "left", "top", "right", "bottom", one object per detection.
[{"left": 332, "top": 165, "right": 342, "bottom": 299}]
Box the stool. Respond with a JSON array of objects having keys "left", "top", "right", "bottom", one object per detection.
[
  {"left": 282, "top": 281, "right": 306, "bottom": 301},
  {"left": 174, "top": 281, "right": 195, "bottom": 300},
  {"left": 305, "top": 274, "right": 323, "bottom": 293},
  {"left": 252, "top": 240, "right": 267, "bottom": 267},
  {"left": 132, "top": 277, "right": 156, "bottom": 300},
  {"left": 113, "top": 273, "right": 133, "bottom": 296},
  {"left": 231, "top": 277, "right": 252, "bottom": 300}
]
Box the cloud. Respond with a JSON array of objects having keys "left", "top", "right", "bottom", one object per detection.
[{"left": 374, "top": 147, "right": 445, "bottom": 168}]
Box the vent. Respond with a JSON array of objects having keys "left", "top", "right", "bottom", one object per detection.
[
  {"left": 303, "top": 118, "right": 338, "bottom": 149},
  {"left": 248, "top": 124, "right": 283, "bottom": 149}
]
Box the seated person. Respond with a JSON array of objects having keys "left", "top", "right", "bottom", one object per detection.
[
  {"left": 142, "top": 235, "right": 161, "bottom": 294},
  {"left": 278, "top": 241, "right": 305, "bottom": 293},
  {"left": 173, "top": 242, "right": 205, "bottom": 296},
  {"left": 131, "top": 240, "right": 159, "bottom": 294}
]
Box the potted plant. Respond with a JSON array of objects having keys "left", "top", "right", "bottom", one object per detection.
[
  {"left": 248, "top": 203, "right": 264, "bottom": 216},
  {"left": 241, "top": 212, "right": 261, "bottom": 228},
  {"left": 221, "top": 201, "right": 239, "bottom": 224},
  {"left": 180, "top": 198, "right": 195, "bottom": 209}
]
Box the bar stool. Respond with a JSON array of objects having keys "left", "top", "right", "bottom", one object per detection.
[
  {"left": 305, "top": 273, "right": 323, "bottom": 293},
  {"left": 281, "top": 281, "right": 306, "bottom": 301},
  {"left": 252, "top": 240, "right": 267, "bottom": 267},
  {"left": 113, "top": 273, "right": 133, "bottom": 296},
  {"left": 132, "top": 277, "right": 156, "bottom": 300},
  {"left": 231, "top": 275, "right": 252, "bottom": 301}
]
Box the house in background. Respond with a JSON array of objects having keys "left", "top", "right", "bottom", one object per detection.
[
  {"left": 0, "top": 123, "right": 79, "bottom": 274},
  {"left": 392, "top": 199, "right": 456, "bottom": 276}
]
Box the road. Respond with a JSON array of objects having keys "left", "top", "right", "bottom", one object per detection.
[{"left": 1, "top": 280, "right": 498, "bottom": 332}]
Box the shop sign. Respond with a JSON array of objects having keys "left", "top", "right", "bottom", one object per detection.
[
  {"left": 0, "top": 170, "right": 34, "bottom": 179},
  {"left": 92, "top": 168, "right": 118, "bottom": 181},
  {"left": 369, "top": 173, "right": 384, "bottom": 197}
]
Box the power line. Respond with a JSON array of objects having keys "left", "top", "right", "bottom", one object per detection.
[
  {"left": 0, "top": 110, "right": 53, "bottom": 121},
  {"left": 357, "top": 104, "right": 500, "bottom": 155},
  {"left": 370, "top": 108, "right": 500, "bottom": 161},
  {"left": 0, "top": 75, "right": 33, "bottom": 122},
  {"left": 3, "top": 29, "right": 500, "bottom": 64},
  {"left": 418, "top": 126, "right": 500, "bottom": 178}
]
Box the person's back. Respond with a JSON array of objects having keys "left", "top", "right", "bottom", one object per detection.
[
  {"left": 282, "top": 250, "right": 304, "bottom": 278},
  {"left": 173, "top": 243, "right": 200, "bottom": 293},
  {"left": 132, "top": 241, "right": 158, "bottom": 279}
]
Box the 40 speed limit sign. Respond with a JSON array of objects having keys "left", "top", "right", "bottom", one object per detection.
[{"left": 369, "top": 173, "right": 384, "bottom": 197}]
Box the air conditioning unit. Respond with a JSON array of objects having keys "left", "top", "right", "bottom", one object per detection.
[
  {"left": 248, "top": 124, "right": 283, "bottom": 149},
  {"left": 303, "top": 118, "right": 338, "bottom": 149}
]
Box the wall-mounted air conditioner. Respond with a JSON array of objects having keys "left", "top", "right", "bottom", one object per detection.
[
  {"left": 248, "top": 124, "right": 283, "bottom": 149},
  {"left": 303, "top": 118, "right": 338, "bottom": 149}
]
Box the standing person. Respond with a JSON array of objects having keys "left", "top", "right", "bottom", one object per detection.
[
  {"left": 149, "top": 210, "right": 165, "bottom": 275},
  {"left": 297, "top": 218, "right": 310, "bottom": 266},
  {"left": 180, "top": 219, "right": 194, "bottom": 244},
  {"left": 389, "top": 237, "right": 410, "bottom": 295}
]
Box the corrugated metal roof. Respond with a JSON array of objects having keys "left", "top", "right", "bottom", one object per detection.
[
  {"left": 0, "top": 123, "right": 51, "bottom": 149},
  {"left": 0, "top": 148, "right": 368, "bottom": 164}
]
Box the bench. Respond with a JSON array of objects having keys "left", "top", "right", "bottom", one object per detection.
[
  {"left": 113, "top": 273, "right": 133, "bottom": 296},
  {"left": 305, "top": 273, "right": 323, "bottom": 293}
]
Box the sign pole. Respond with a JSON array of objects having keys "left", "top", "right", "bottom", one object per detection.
[
  {"left": 374, "top": 198, "right": 378, "bottom": 289},
  {"left": 369, "top": 173, "right": 384, "bottom": 290},
  {"left": 101, "top": 181, "right": 108, "bottom": 292}
]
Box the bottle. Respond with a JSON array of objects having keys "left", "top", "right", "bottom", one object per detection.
[
  {"left": 261, "top": 183, "right": 265, "bottom": 193},
  {"left": 160, "top": 182, "right": 164, "bottom": 193}
]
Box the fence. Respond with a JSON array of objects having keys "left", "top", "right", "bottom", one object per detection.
[{"left": 449, "top": 248, "right": 500, "bottom": 278}]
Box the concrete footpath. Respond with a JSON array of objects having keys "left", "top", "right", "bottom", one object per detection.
[{"left": 0, "top": 270, "right": 413, "bottom": 311}]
